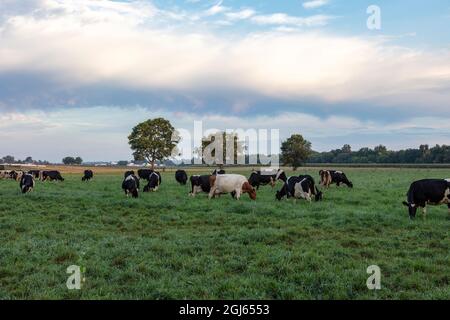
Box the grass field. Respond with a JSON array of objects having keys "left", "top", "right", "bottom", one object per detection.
[{"left": 0, "top": 167, "right": 449, "bottom": 299}]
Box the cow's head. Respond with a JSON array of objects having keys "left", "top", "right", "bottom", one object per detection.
[
  {"left": 402, "top": 201, "right": 417, "bottom": 219},
  {"left": 242, "top": 182, "right": 256, "bottom": 200},
  {"left": 315, "top": 190, "right": 323, "bottom": 201}
]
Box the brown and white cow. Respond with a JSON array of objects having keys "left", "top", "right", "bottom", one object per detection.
[{"left": 209, "top": 174, "right": 256, "bottom": 200}]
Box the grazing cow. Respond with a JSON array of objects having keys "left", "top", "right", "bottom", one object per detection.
[
  {"left": 138, "top": 169, "right": 154, "bottom": 180},
  {"left": 276, "top": 176, "right": 318, "bottom": 202},
  {"left": 319, "top": 170, "right": 332, "bottom": 188},
  {"left": 175, "top": 170, "right": 188, "bottom": 185},
  {"left": 209, "top": 174, "right": 256, "bottom": 200},
  {"left": 275, "top": 169, "right": 288, "bottom": 182},
  {"left": 122, "top": 174, "right": 139, "bottom": 198},
  {"left": 319, "top": 170, "right": 353, "bottom": 188},
  {"left": 28, "top": 170, "right": 41, "bottom": 179},
  {"left": 124, "top": 170, "right": 135, "bottom": 179},
  {"left": 212, "top": 169, "right": 226, "bottom": 175},
  {"left": 20, "top": 173, "right": 35, "bottom": 194},
  {"left": 143, "top": 172, "right": 161, "bottom": 192},
  {"left": 248, "top": 171, "right": 276, "bottom": 190},
  {"left": 42, "top": 170, "right": 64, "bottom": 181},
  {"left": 298, "top": 174, "right": 323, "bottom": 201},
  {"left": 189, "top": 175, "right": 212, "bottom": 196},
  {"left": 402, "top": 179, "right": 450, "bottom": 219},
  {"left": 82, "top": 170, "right": 94, "bottom": 181}
]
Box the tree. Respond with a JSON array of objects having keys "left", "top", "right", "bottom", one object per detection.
[
  {"left": 2, "top": 155, "right": 15, "bottom": 164},
  {"left": 62, "top": 157, "right": 76, "bottom": 165},
  {"left": 117, "top": 161, "right": 129, "bottom": 166},
  {"left": 128, "top": 118, "right": 177, "bottom": 169},
  {"left": 62, "top": 156, "right": 82, "bottom": 165},
  {"left": 24, "top": 156, "right": 33, "bottom": 163},
  {"left": 280, "top": 134, "right": 312, "bottom": 170}
]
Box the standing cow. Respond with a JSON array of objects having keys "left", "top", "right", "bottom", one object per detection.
[
  {"left": 143, "top": 172, "right": 161, "bottom": 192},
  {"left": 189, "top": 175, "right": 212, "bottom": 196},
  {"left": 82, "top": 170, "right": 94, "bottom": 181},
  {"left": 42, "top": 170, "right": 64, "bottom": 181},
  {"left": 20, "top": 173, "right": 35, "bottom": 194},
  {"left": 248, "top": 169, "right": 287, "bottom": 190},
  {"left": 403, "top": 179, "right": 450, "bottom": 219},
  {"left": 122, "top": 174, "right": 140, "bottom": 198},
  {"left": 175, "top": 170, "right": 188, "bottom": 185},
  {"left": 28, "top": 170, "right": 41, "bottom": 179},
  {"left": 209, "top": 174, "right": 256, "bottom": 200}
]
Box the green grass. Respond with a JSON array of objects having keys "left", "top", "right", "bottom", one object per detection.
[{"left": 0, "top": 168, "right": 449, "bottom": 299}]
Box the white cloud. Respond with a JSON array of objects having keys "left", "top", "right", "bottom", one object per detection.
[
  {"left": 225, "top": 8, "right": 256, "bottom": 20},
  {"left": 250, "top": 13, "right": 332, "bottom": 27},
  {"left": 303, "top": 0, "right": 329, "bottom": 9},
  {"left": 0, "top": 0, "right": 449, "bottom": 114}
]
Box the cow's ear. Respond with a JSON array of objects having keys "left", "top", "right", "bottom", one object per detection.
[{"left": 402, "top": 201, "right": 409, "bottom": 207}]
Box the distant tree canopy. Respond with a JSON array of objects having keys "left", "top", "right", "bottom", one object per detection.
[
  {"left": 62, "top": 156, "right": 83, "bottom": 165},
  {"left": 117, "top": 160, "right": 129, "bottom": 166},
  {"left": 308, "top": 144, "right": 450, "bottom": 164},
  {"left": 128, "top": 118, "right": 177, "bottom": 169},
  {"left": 281, "top": 134, "right": 312, "bottom": 170}
]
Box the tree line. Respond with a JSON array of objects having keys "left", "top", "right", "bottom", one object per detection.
[
  {"left": 307, "top": 144, "right": 450, "bottom": 164},
  {"left": 2, "top": 117, "right": 449, "bottom": 168}
]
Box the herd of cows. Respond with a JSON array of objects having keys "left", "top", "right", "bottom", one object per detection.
[{"left": 1, "top": 168, "right": 450, "bottom": 219}]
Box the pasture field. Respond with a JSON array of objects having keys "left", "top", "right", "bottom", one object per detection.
[{"left": 0, "top": 167, "right": 449, "bottom": 299}]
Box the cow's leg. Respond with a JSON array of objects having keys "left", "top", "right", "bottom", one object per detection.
[
  {"left": 422, "top": 206, "right": 427, "bottom": 219},
  {"left": 208, "top": 186, "right": 217, "bottom": 199}
]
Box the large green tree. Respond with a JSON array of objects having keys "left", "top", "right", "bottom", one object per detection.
[
  {"left": 128, "top": 118, "right": 177, "bottom": 169},
  {"left": 280, "top": 134, "right": 312, "bottom": 170}
]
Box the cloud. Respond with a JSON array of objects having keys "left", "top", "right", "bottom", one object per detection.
[
  {"left": 302, "top": 0, "right": 329, "bottom": 9},
  {"left": 225, "top": 8, "right": 256, "bottom": 21},
  {"left": 250, "top": 13, "right": 333, "bottom": 27},
  {"left": 0, "top": 0, "right": 449, "bottom": 118}
]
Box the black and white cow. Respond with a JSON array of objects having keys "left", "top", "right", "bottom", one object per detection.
[
  {"left": 122, "top": 174, "right": 140, "bottom": 198},
  {"left": 28, "top": 170, "right": 41, "bottom": 179},
  {"left": 248, "top": 171, "right": 274, "bottom": 190},
  {"left": 143, "top": 171, "right": 161, "bottom": 192},
  {"left": 189, "top": 175, "right": 212, "bottom": 196},
  {"left": 298, "top": 174, "right": 323, "bottom": 201},
  {"left": 402, "top": 179, "right": 450, "bottom": 219},
  {"left": 248, "top": 169, "right": 287, "bottom": 190},
  {"left": 276, "top": 176, "right": 317, "bottom": 202},
  {"left": 20, "top": 173, "right": 35, "bottom": 194},
  {"left": 319, "top": 170, "right": 353, "bottom": 188},
  {"left": 82, "top": 170, "right": 94, "bottom": 182},
  {"left": 138, "top": 169, "right": 154, "bottom": 180},
  {"left": 42, "top": 170, "right": 64, "bottom": 181},
  {"left": 8, "top": 170, "right": 20, "bottom": 181},
  {"left": 212, "top": 169, "right": 225, "bottom": 175},
  {"left": 175, "top": 170, "right": 188, "bottom": 185}
]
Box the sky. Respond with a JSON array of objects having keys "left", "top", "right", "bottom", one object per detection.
[{"left": 0, "top": 0, "right": 449, "bottom": 162}]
